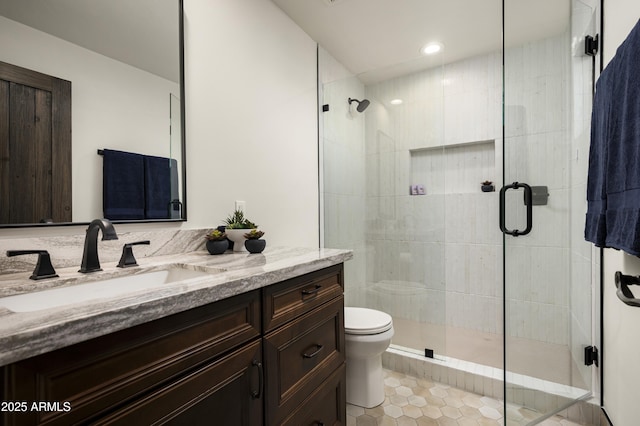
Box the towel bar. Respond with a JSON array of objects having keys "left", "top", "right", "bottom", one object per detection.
[{"left": 614, "top": 271, "right": 640, "bottom": 307}]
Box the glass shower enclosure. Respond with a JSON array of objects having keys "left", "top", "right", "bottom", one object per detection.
[
  {"left": 320, "top": 0, "right": 598, "bottom": 423},
  {"left": 502, "top": 0, "right": 598, "bottom": 422}
]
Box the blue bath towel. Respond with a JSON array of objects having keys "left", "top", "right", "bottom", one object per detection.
[
  {"left": 103, "top": 149, "right": 145, "bottom": 220},
  {"left": 144, "top": 155, "right": 172, "bottom": 219},
  {"left": 586, "top": 19, "right": 640, "bottom": 256}
]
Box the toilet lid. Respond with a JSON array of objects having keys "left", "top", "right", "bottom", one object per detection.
[{"left": 344, "top": 307, "right": 393, "bottom": 335}]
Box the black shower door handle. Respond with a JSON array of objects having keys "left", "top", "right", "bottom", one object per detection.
[{"left": 499, "top": 182, "right": 533, "bottom": 237}]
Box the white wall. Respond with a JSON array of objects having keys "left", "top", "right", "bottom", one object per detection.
[
  {"left": 0, "top": 0, "right": 320, "bottom": 250},
  {"left": 183, "top": 0, "right": 318, "bottom": 247},
  {"left": 602, "top": 2, "right": 640, "bottom": 424}
]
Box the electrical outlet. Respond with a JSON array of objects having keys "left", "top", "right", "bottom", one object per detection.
[{"left": 235, "top": 200, "right": 246, "bottom": 212}]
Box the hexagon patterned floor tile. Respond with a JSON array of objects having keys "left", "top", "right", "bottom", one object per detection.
[{"left": 346, "top": 369, "right": 588, "bottom": 426}]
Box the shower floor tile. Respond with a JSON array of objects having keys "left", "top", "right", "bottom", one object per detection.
[
  {"left": 346, "top": 369, "right": 588, "bottom": 426},
  {"left": 390, "top": 317, "right": 588, "bottom": 388}
]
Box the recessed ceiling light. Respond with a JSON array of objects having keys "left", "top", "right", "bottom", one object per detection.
[
  {"left": 390, "top": 99, "right": 403, "bottom": 105},
  {"left": 421, "top": 42, "right": 443, "bottom": 55}
]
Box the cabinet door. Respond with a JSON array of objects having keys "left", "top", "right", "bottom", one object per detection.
[
  {"left": 264, "top": 297, "right": 345, "bottom": 425},
  {"left": 280, "top": 363, "right": 346, "bottom": 426},
  {"left": 94, "top": 340, "right": 263, "bottom": 426}
]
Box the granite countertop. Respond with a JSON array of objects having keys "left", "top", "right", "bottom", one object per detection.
[{"left": 0, "top": 246, "right": 352, "bottom": 366}]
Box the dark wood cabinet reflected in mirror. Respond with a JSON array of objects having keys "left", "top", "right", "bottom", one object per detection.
[{"left": 0, "top": 0, "right": 186, "bottom": 228}]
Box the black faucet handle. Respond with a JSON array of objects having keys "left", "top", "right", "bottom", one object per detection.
[
  {"left": 6, "top": 250, "right": 59, "bottom": 280},
  {"left": 117, "top": 241, "right": 150, "bottom": 268}
]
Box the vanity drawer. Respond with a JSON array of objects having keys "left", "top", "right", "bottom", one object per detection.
[
  {"left": 264, "top": 296, "right": 345, "bottom": 426},
  {"left": 92, "top": 340, "right": 263, "bottom": 426},
  {"left": 280, "top": 363, "right": 346, "bottom": 426},
  {"left": 263, "top": 263, "right": 343, "bottom": 332},
  {"left": 1, "top": 290, "right": 261, "bottom": 426}
]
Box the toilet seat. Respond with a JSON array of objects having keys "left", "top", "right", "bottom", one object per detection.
[{"left": 345, "top": 307, "right": 393, "bottom": 335}]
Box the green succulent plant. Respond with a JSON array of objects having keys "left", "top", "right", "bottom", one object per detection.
[
  {"left": 205, "top": 229, "right": 227, "bottom": 241},
  {"left": 224, "top": 209, "right": 258, "bottom": 229},
  {"left": 244, "top": 229, "right": 265, "bottom": 240}
]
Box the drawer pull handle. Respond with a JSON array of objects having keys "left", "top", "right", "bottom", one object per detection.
[
  {"left": 314, "top": 422, "right": 324, "bottom": 426},
  {"left": 302, "top": 344, "right": 324, "bottom": 359},
  {"left": 251, "top": 360, "right": 263, "bottom": 399},
  {"left": 301, "top": 284, "right": 322, "bottom": 296}
]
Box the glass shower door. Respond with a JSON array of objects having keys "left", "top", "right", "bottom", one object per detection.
[
  {"left": 502, "top": 0, "right": 596, "bottom": 422},
  {"left": 318, "top": 46, "right": 448, "bottom": 360}
]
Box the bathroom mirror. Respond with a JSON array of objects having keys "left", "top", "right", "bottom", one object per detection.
[{"left": 0, "top": 0, "right": 186, "bottom": 227}]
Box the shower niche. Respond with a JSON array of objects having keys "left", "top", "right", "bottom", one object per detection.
[{"left": 409, "top": 139, "right": 496, "bottom": 195}]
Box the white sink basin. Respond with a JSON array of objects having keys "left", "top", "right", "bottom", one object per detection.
[{"left": 0, "top": 267, "right": 213, "bottom": 313}]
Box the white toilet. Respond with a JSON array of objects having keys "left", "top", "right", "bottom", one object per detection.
[{"left": 344, "top": 307, "right": 394, "bottom": 408}]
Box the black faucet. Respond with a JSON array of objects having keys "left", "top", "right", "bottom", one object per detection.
[{"left": 79, "top": 219, "right": 118, "bottom": 273}]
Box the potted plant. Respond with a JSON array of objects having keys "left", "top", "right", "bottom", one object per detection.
[
  {"left": 481, "top": 180, "right": 495, "bottom": 192},
  {"left": 244, "top": 229, "right": 266, "bottom": 254},
  {"left": 223, "top": 209, "right": 258, "bottom": 252},
  {"left": 204, "top": 229, "right": 229, "bottom": 255}
]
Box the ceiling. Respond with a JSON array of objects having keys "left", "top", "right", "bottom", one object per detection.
[
  {"left": 272, "top": 0, "right": 570, "bottom": 84},
  {"left": 0, "top": 0, "right": 179, "bottom": 82},
  {"left": 0, "top": 0, "right": 570, "bottom": 85}
]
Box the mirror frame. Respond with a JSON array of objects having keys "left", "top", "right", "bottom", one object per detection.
[{"left": 0, "top": 0, "right": 187, "bottom": 228}]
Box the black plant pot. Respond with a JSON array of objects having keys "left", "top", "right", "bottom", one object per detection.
[
  {"left": 245, "top": 239, "right": 266, "bottom": 254},
  {"left": 216, "top": 226, "right": 233, "bottom": 250},
  {"left": 481, "top": 184, "right": 495, "bottom": 192},
  {"left": 206, "top": 239, "right": 229, "bottom": 255}
]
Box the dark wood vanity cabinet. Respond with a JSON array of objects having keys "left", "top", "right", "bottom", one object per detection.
[
  {"left": 0, "top": 264, "right": 346, "bottom": 425},
  {"left": 1, "top": 289, "right": 263, "bottom": 426}
]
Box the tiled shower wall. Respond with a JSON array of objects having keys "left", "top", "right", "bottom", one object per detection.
[
  {"left": 503, "top": 32, "right": 572, "bottom": 347},
  {"left": 322, "top": 31, "right": 581, "bottom": 353},
  {"left": 362, "top": 33, "right": 572, "bottom": 347},
  {"left": 362, "top": 51, "right": 502, "bottom": 344}
]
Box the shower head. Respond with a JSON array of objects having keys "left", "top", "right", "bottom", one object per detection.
[{"left": 349, "top": 97, "right": 370, "bottom": 113}]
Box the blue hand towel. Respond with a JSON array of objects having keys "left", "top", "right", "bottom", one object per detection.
[
  {"left": 103, "top": 149, "right": 145, "bottom": 220},
  {"left": 144, "top": 155, "right": 172, "bottom": 219},
  {"left": 586, "top": 19, "right": 640, "bottom": 256}
]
